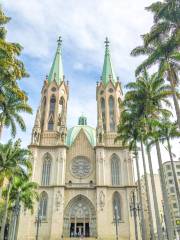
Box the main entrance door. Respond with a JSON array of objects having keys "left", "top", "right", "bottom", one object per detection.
[
  {"left": 70, "top": 222, "right": 90, "bottom": 237},
  {"left": 63, "top": 195, "right": 96, "bottom": 238}
]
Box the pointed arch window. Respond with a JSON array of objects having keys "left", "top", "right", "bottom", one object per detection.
[
  {"left": 48, "top": 95, "right": 56, "bottom": 130},
  {"left": 41, "top": 96, "right": 46, "bottom": 129},
  {"left": 39, "top": 191, "right": 48, "bottom": 219},
  {"left": 49, "top": 95, "right": 56, "bottom": 114},
  {"left": 101, "top": 97, "right": 106, "bottom": 131},
  {"left": 41, "top": 153, "right": 52, "bottom": 186},
  {"left": 111, "top": 154, "right": 121, "bottom": 185},
  {"left": 109, "top": 96, "right": 115, "bottom": 131},
  {"left": 113, "top": 191, "right": 122, "bottom": 221},
  {"left": 48, "top": 116, "right": 54, "bottom": 130}
]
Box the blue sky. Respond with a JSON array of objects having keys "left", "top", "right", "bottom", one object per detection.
[{"left": 1, "top": 0, "right": 179, "bottom": 173}]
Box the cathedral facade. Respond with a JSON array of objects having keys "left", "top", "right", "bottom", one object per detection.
[{"left": 17, "top": 37, "right": 137, "bottom": 240}]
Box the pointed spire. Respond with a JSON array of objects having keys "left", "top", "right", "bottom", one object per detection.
[
  {"left": 101, "top": 37, "right": 116, "bottom": 85},
  {"left": 48, "top": 36, "right": 64, "bottom": 85}
]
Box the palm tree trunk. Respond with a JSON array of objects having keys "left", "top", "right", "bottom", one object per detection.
[
  {"left": 140, "top": 139, "right": 155, "bottom": 240},
  {"left": 0, "top": 177, "right": 12, "bottom": 240},
  {"left": 167, "top": 136, "right": 180, "bottom": 214},
  {"left": 134, "top": 143, "right": 147, "bottom": 240},
  {"left": 168, "top": 70, "right": 180, "bottom": 129},
  {"left": 146, "top": 146, "right": 164, "bottom": 240},
  {"left": 155, "top": 140, "right": 174, "bottom": 240}
]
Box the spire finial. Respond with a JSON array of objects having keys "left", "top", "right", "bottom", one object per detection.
[
  {"left": 104, "top": 37, "right": 110, "bottom": 48},
  {"left": 57, "top": 36, "right": 62, "bottom": 47}
]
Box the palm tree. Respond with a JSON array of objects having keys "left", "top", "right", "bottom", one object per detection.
[
  {"left": 124, "top": 70, "right": 174, "bottom": 239},
  {"left": 131, "top": 28, "right": 180, "bottom": 129},
  {"left": 145, "top": 0, "right": 180, "bottom": 45},
  {"left": 0, "top": 140, "right": 32, "bottom": 240},
  {"left": 116, "top": 107, "right": 147, "bottom": 240},
  {"left": 158, "top": 119, "right": 180, "bottom": 213},
  {"left": 0, "top": 91, "right": 32, "bottom": 137},
  {"left": 7, "top": 175, "right": 38, "bottom": 240}
]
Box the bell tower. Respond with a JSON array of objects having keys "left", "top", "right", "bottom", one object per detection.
[
  {"left": 96, "top": 37, "right": 123, "bottom": 146},
  {"left": 31, "top": 37, "right": 69, "bottom": 146}
]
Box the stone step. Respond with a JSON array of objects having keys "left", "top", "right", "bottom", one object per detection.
[{"left": 63, "top": 238, "right": 96, "bottom": 240}]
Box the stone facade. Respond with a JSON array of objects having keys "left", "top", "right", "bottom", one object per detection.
[{"left": 17, "top": 39, "right": 138, "bottom": 240}]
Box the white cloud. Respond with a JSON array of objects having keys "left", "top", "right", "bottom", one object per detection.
[{"left": 1, "top": 0, "right": 179, "bottom": 176}]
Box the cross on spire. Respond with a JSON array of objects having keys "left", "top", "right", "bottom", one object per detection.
[
  {"left": 57, "top": 36, "right": 62, "bottom": 47},
  {"left": 104, "top": 37, "right": 110, "bottom": 48}
]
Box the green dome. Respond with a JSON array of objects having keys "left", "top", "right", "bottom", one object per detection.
[{"left": 66, "top": 117, "right": 96, "bottom": 146}]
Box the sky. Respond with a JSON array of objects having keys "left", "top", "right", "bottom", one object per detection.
[{"left": 1, "top": 0, "right": 179, "bottom": 175}]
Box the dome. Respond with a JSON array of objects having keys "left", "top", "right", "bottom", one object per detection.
[{"left": 66, "top": 116, "right": 96, "bottom": 147}]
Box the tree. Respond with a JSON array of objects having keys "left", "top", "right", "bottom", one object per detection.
[
  {"left": 116, "top": 107, "right": 147, "bottom": 240},
  {"left": 0, "top": 91, "right": 32, "bottom": 137},
  {"left": 124, "top": 70, "right": 174, "bottom": 239},
  {"left": 131, "top": 0, "right": 180, "bottom": 128},
  {"left": 0, "top": 7, "right": 32, "bottom": 138},
  {"left": 7, "top": 175, "right": 38, "bottom": 240},
  {"left": 0, "top": 139, "right": 32, "bottom": 240},
  {"left": 158, "top": 119, "right": 180, "bottom": 214}
]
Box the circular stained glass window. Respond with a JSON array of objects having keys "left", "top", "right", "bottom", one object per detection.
[{"left": 71, "top": 156, "right": 91, "bottom": 178}]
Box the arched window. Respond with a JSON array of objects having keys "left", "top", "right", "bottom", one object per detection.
[
  {"left": 41, "top": 97, "right": 46, "bottom": 129},
  {"left": 39, "top": 191, "right": 48, "bottom": 219},
  {"left": 48, "top": 95, "right": 56, "bottom": 130},
  {"left": 49, "top": 95, "right": 56, "bottom": 114},
  {"left": 111, "top": 154, "right": 120, "bottom": 185},
  {"left": 41, "top": 153, "right": 52, "bottom": 186},
  {"left": 113, "top": 192, "right": 122, "bottom": 221},
  {"left": 109, "top": 96, "right": 115, "bottom": 131},
  {"left": 101, "top": 98, "right": 106, "bottom": 131},
  {"left": 48, "top": 116, "right": 54, "bottom": 130}
]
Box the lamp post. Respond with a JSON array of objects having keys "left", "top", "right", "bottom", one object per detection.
[
  {"left": 114, "top": 205, "right": 120, "bottom": 240},
  {"left": 35, "top": 207, "right": 42, "bottom": 240},
  {"left": 130, "top": 191, "right": 140, "bottom": 240}
]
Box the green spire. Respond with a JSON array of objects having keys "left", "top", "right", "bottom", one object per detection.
[
  {"left": 48, "top": 36, "right": 64, "bottom": 84},
  {"left": 101, "top": 37, "right": 117, "bottom": 85}
]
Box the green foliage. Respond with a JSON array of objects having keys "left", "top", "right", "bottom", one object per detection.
[
  {"left": 0, "top": 7, "right": 32, "bottom": 138},
  {"left": 3, "top": 175, "right": 39, "bottom": 213},
  {"left": 0, "top": 139, "right": 32, "bottom": 186}
]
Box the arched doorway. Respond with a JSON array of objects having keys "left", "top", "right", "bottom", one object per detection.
[{"left": 63, "top": 195, "right": 96, "bottom": 238}]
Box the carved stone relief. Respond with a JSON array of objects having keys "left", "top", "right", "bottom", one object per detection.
[{"left": 99, "top": 191, "right": 105, "bottom": 211}]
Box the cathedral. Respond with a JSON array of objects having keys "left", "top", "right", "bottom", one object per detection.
[{"left": 17, "top": 37, "right": 137, "bottom": 240}]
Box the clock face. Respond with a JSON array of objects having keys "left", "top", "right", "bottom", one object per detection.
[{"left": 71, "top": 156, "right": 91, "bottom": 178}]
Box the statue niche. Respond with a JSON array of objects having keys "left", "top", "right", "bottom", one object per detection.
[
  {"left": 58, "top": 97, "right": 67, "bottom": 143},
  {"left": 32, "top": 107, "right": 41, "bottom": 144}
]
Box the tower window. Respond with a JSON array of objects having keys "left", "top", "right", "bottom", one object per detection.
[
  {"left": 50, "top": 95, "right": 56, "bottom": 114},
  {"left": 113, "top": 192, "right": 122, "bottom": 221},
  {"left": 101, "top": 97, "right": 106, "bottom": 131},
  {"left": 111, "top": 154, "right": 121, "bottom": 185},
  {"left": 41, "top": 97, "right": 46, "bottom": 130},
  {"left": 48, "top": 116, "right": 54, "bottom": 131},
  {"left": 39, "top": 191, "right": 48, "bottom": 219},
  {"left": 41, "top": 153, "right": 52, "bottom": 186},
  {"left": 109, "top": 96, "right": 115, "bottom": 131},
  {"left": 51, "top": 87, "right": 56, "bottom": 92}
]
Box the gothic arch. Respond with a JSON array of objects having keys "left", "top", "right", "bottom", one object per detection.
[
  {"left": 39, "top": 191, "right": 48, "bottom": 219},
  {"left": 41, "top": 153, "right": 52, "bottom": 186},
  {"left": 109, "top": 95, "right": 115, "bottom": 131},
  {"left": 100, "top": 97, "right": 106, "bottom": 131},
  {"left": 112, "top": 191, "right": 122, "bottom": 221},
  {"left": 48, "top": 95, "right": 56, "bottom": 130},
  {"left": 63, "top": 195, "right": 96, "bottom": 238},
  {"left": 41, "top": 96, "right": 46, "bottom": 129},
  {"left": 111, "top": 154, "right": 121, "bottom": 185}
]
